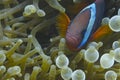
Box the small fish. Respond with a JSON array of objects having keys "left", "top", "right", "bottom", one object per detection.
[
  {"left": 66, "top": 0, "right": 105, "bottom": 51},
  {"left": 56, "top": 0, "right": 105, "bottom": 51}
]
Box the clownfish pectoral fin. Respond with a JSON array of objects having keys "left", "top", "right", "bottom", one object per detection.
[
  {"left": 90, "top": 25, "right": 113, "bottom": 41},
  {"left": 56, "top": 12, "right": 70, "bottom": 37}
]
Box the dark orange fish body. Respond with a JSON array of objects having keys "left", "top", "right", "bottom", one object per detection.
[{"left": 66, "top": 0, "right": 105, "bottom": 51}]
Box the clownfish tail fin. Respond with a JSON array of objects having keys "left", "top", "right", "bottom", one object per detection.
[{"left": 56, "top": 12, "right": 70, "bottom": 37}]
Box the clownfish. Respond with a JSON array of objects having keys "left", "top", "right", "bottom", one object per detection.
[{"left": 56, "top": 0, "right": 105, "bottom": 51}]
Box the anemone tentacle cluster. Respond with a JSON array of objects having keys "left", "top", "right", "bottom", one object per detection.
[{"left": 0, "top": 0, "right": 120, "bottom": 80}]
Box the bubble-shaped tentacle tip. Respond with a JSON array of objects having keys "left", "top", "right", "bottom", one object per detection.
[
  {"left": 45, "top": 0, "right": 65, "bottom": 13},
  {"left": 30, "top": 66, "right": 41, "bottom": 80},
  {"left": 112, "top": 41, "right": 120, "bottom": 49},
  {"left": 55, "top": 53, "right": 69, "bottom": 68},
  {"left": 0, "top": 51, "right": 6, "bottom": 65},
  {"left": 100, "top": 53, "right": 114, "bottom": 69},
  {"left": 72, "top": 69, "right": 86, "bottom": 80},
  {"left": 24, "top": 73, "right": 30, "bottom": 80},
  {"left": 23, "top": 5, "right": 37, "bottom": 16},
  {"left": 59, "top": 38, "right": 66, "bottom": 51},
  {"left": 87, "top": 42, "right": 103, "bottom": 50},
  {"left": 109, "top": 15, "right": 120, "bottom": 32},
  {"left": 7, "top": 77, "right": 15, "bottom": 80},
  {"left": 33, "top": 0, "right": 46, "bottom": 17},
  {"left": 113, "top": 48, "right": 120, "bottom": 63},
  {"left": 7, "top": 66, "right": 21, "bottom": 76},
  {"left": 36, "top": 9, "right": 46, "bottom": 17},
  {"left": 102, "top": 17, "right": 110, "bottom": 25},
  {"left": 105, "top": 70, "right": 117, "bottom": 80},
  {"left": 0, "top": 65, "right": 6, "bottom": 74},
  {"left": 84, "top": 46, "right": 99, "bottom": 63},
  {"left": 61, "top": 67, "right": 72, "bottom": 80}
]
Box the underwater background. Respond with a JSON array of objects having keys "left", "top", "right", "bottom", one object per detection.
[{"left": 0, "top": 0, "right": 120, "bottom": 80}]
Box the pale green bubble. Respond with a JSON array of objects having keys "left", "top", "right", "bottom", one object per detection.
[
  {"left": 100, "top": 54, "right": 114, "bottom": 69},
  {"left": 45, "top": 0, "right": 65, "bottom": 13},
  {"left": 61, "top": 67, "right": 72, "bottom": 80},
  {"left": 0, "top": 51, "right": 6, "bottom": 64},
  {"left": 0, "top": 65, "right": 6, "bottom": 74},
  {"left": 87, "top": 42, "right": 103, "bottom": 50},
  {"left": 113, "top": 48, "right": 120, "bottom": 63},
  {"left": 112, "top": 41, "right": 120, "bottom": 49},
  {"left": 109, "top": 15, "right": 120, "bottom": 32},
  {"left": 56, "top": 54, "right": 69, "bottom": 68},
  {"left": 105, "top": 70, "right": 117, "bottom": 80},
  {"left": 24, "top": 5, "right": 37, "bottom": 16},
  {"left": 102, "top": 17, "right": 110, "bottom": 25},
  {"left": 84, "top": 46, "right": 99, "bottom": 63},
  {"left": 7, "top": 66, "right": 21, "bottom": 76},
  {"left": 72, "top": 69, "right": 86, "bottom": 80},
  {"left": 37, "top": 9, "right": 46, "bottom": 17},
  {"left": 24, "top": 73, "right": 30, "bottom": 80}
]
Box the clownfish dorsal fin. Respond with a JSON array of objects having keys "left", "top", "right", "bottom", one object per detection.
[{"left": 56, "top": 12, "right": 70, "bottom": 37}]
